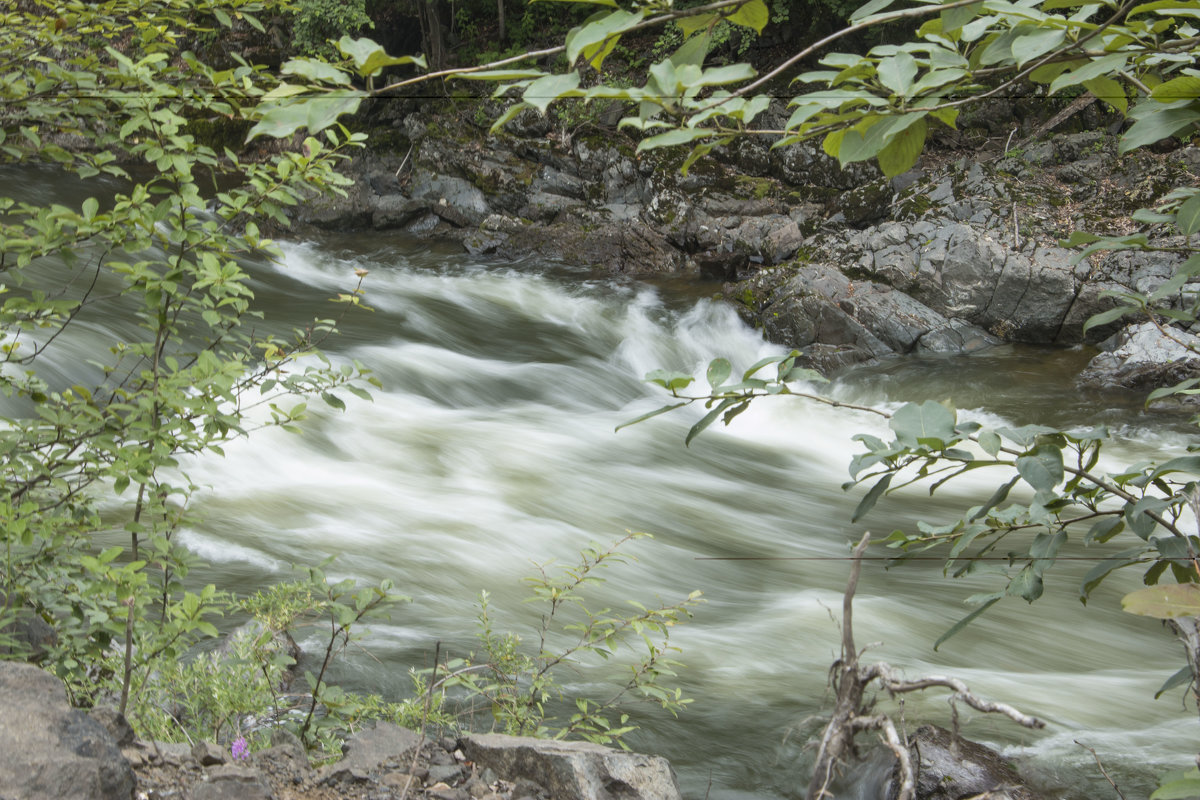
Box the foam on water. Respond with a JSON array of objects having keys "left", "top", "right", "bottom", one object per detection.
[{"left": 168, "top": 237, "right": 1199, "bottom": 799}]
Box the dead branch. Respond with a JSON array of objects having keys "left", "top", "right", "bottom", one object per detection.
[{"left": 806, "top": 533, "right": 1044, "bottom": 800}]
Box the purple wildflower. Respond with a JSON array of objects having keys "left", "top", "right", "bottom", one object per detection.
[{"left": 230, "top": 736, "right": 249, "bottom": 761}]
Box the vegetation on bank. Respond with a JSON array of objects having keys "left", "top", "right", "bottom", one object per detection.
[{"left": 0, "top": 0, "right": 697, "bottom": 766}]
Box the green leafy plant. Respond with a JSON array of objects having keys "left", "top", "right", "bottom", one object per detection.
[
  {"left": 291, "top": 0, "right": 375, "bottom": 58},
  {"left": 442, "top": 534, "right": 702, "bottom": 748},
  {"left": 0, "top": 0, "right": 395, "bottom": 739}
]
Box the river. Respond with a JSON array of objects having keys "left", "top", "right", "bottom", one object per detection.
[
  {"left": 2, "top": 160, "right": 1194, "bottom": 798},
  {"left": 169, "top": 231, "right": 1194, "bottom": 799}
]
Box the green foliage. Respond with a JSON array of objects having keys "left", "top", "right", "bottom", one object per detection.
[
  {"left": 442, "top": 534, "right": 701, "bottom": 748},
  {"left": 291, "top": 0, "right": 375, "bottom": 58},
  {"left": 0, "top": 0, "right": 402, "bottom": 755},
  {"left": 123, "top": 568, "right": 425, "bottom": 760}
]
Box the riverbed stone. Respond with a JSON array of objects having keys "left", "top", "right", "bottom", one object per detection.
[
  {"left": 460, "top": 732, "right": 683, "bottom": 800},
  {"left": 0, "top": 662, "right": 135, "bottom": 800},
  {"left": 1078, "top": 321, "right": 1200, "bottom": 394},
  {"left": 895, "top": 724, "right": 1041, "bottom": 800}
]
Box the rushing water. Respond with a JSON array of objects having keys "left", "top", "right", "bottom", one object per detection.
[
  {"left": 3, "top": 162, "right": 1195, "bottom": 798},
  {"left": 166, "top": 231, "right": 1194, "bottom": 799}
]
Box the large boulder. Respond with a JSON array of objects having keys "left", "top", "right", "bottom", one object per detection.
[
  {"left": 460, "top": 732, "right": 683, "bottom": 800},
  {"left": 0, "top": 662, "right": 135, "bottom": 800},
  {"left": 1078, "top": 321, "right": 1200, "bottom": 395}
]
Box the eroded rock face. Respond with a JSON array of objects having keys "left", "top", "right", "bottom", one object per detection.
[
  {"left": 460, "top": 732, "right": 683, "bottom": 800},
  {"left": 0, "top": 662, "right": 135, "bottom": 800}
]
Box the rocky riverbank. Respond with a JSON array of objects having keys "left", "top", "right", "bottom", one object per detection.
[
  {"left": 293, "top": 98, "right": 1200, "bottom": 392},
  {"left": 2, "top": 660, "right": 1047, "bottom": 800}
]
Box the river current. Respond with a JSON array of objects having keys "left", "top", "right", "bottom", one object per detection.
[
  {"left": 2, "top": 158, "right": 1193, "bottom": 800},
  {"left": 160, "top": 231, "right": 1194, "bottom": 800}
]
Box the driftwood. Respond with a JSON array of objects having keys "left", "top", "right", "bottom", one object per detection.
[{"left": 806, "top": 532, "right": 1046, "bottom": 800}]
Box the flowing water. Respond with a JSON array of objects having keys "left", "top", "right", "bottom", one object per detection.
[
  {"left": 4, "top": 165, "right": 1197, "bottom": 798},
  {"left": 177, "top": 231, "right": 1195, "bottom": 799}
]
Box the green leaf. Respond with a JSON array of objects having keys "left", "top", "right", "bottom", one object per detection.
[
  {"left": 677, "top": 12, "right": 717, "bottom": 37},
  {"left": 566, "top": 10, "right": 644, "bottom": 66},
  {"left": 890, "top": 400, "right": 957, "bottom": 447},
  {"left": 876, "top": 115, "right": 927, "bottom": 176},
  {"left": 247, "top": 95, "right": 365, "bottom": 141},
  {"left": 877, "top": 52, "right": 918, "bottom": 96},
  {"left": 645, "top": 369, "right": 695, "bottom": 391},
  {"left": 686, "top": 398, "right": 738, "bottom": 446},
  {"left": 1122, "top": 583, "right": 1200, "bottom": 619},
  {"left": 1153, "top": 769, "right": 1200, "bottom": 800},
  {"left": 706, "top": 358, "right": 731, "bottom": 388},
  {"left": 969, "top": 476, "right": 1018, "bottom": 521},
  {"left": 321, "top": 392, "right": 346, "bottom": 411},
  {"left": 1120, "top": 106, "right": 1200, "bottom": 154},
  {"left": 282, "top": 58, "right": 352, "bottom": 86},
  {"left": 1154, "top": 665, "right": 1194, "bottom": 700},
  {"left": 1083, "top": 76, "right": 1127, "bottom": 114},
  {"left": 934, "top": 596, "right": 1000, "bottom": 650},
  {"left": 636, "top": 128, "right": 715, "bottom": 152},
  {"left": 523, "top": 71, "right": 584, "bottom": 114},
  {"left": 1082, "top": 304, "right": 1139, "bottom": 334},
  {"left": 726, "top": 0, "right": 769, "bottom": 33},
  {"left": 851, "top": 0, "right": 900, "bottom": 21},
  {"left": 1049, "top": 53, "right": 1129, "bottom": 95},
  {"left": 615, "top": 402, "right": 689, "bottom": 432},
  {"left": 1016, "top": 445, "right": 1064, "bottom": 492},
  {"left": 1084, "top": 516, "right": 1124, "bottom": 545},
  {"left": 852, "top": 473, "right": 892, "bottom": 522},
  {"left": 1176, "top": 192, "right": 1200, "bottom": 235},
  {"left": 978, "top": 430, "right": 1001, "bottom": 457},
  {"left": 1152, "top": 76, "right": 1200, "bottom": 103},
  {"left": 1010, "top": 27, "right": 1066, "bottom": 66},
  {"left": 337, "top": 36, "right": 428, "bottom": 77}
]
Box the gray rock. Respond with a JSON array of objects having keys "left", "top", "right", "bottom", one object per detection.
[
  {"left": 460, "top": 732, "right": 683, "bottom": 800},
  {"left": 0, "top": 592, "right": 57, "bottom": 661},
  {"left": 193, "top": 740, "right": 228, "bottom": 766},
  {"left": 893, "top": 724, "right": 1041, "bottom": 800},
  {"left": 1078, "top": 321, "right": 1200, "bottom": 393},
  {"left": 87, "top": 708, "right": 135, "bottom": 749},
  {"left": 191, "top": 764, "right": 273, "bottom": 800},
  {"left": 0, "top": 662, "right": 135, "bottom": 800},
  {"left": 339, "top": 721, "right": 424, "bottom": 773}
]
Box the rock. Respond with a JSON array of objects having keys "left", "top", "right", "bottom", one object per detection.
[
  {"left": 192, "top": 740, "right": 229, "bottom": 766},
  {"left": 191, "top": 764, "right": 273, "bottom": 800},
  {"left": 0, "top": 592, "right": 57, "bottom": 661},
  {"left": 1078, "top": 321, "right": 1200, "bottom": 394},
  {"left": 88, "top": 708, "right": 135, "bottom": 748},
  {"left": 0, "top": 662, "right": 135, "bottom": 800},
  {"left": 460, "top": 732, "right": 683, "bottom": 800},
  {"left": 339, "top": 721, "right": 424, "bottom": 773},
  {"left": 893, "top": 724, "right": 1041, "bottom": 800}
]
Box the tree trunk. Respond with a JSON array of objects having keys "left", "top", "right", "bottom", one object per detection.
[{"left": 418, "top": 0, "right": 446, "bottom": 71}]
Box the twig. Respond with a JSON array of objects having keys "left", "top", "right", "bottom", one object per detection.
[
  {"left": 399, "top": 642, "right": 441, "bottom": 800},
  {"left": 1075, "top": 740, "right": 1129, "bottom": 800},
  {"left": 395, "top": 143, "right": 413, "bottom": 179}
]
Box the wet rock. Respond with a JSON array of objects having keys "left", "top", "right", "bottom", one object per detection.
[
  {"left": 0, "top": 662, "right": 135, "bottom": 800},
  {"left": 461, "top": 732, "right": 683, "bottom": 800},
  {"left": 894, "top": 724, "right": 1041, "bottom": 800}
]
